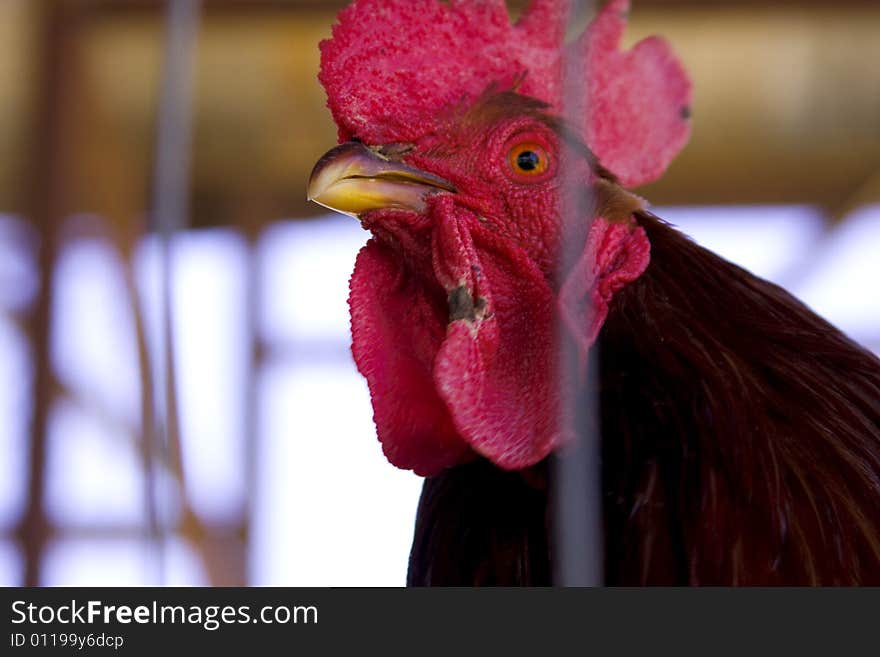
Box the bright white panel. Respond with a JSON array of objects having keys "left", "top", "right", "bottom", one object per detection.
[
  {"left": 169, "top": 230, "right": 249, "bottom": 523},
  {"left": 41, "top": 537, "right": 208, "bottom": 586},
  {"left": 251, "top": 360, "right": 423, "bottom": 586},
  {"left": 51, "top": 238, "right": 141, "bottom": 427},
  {"left": 45, "top": 400, "right": 146, "bottom": 527},
  {"left": 792, "top": 205, "right": 880, "bottom": 342},
  {"left": 135, "top": 230, "right": 248, "bottom": 523},
  {"left": 259, "top": 215, "right": 369, "bottom": 343},
  {"left": 0, "top": 318, "right": 29, "bottom": 528},
  {"left": 655, "top": 205, "right": 825, "bottom": 286},
  {"left": 164, "top": 536, "right": 210, "bottom": 586},
  {"left": 42, "top": 539, "right": 155, "bottom": 586},
  {"left": 0, "top": 542, "right": 22, "bottom": 586},
  {"left": 0, "top": 215, "right": 39, "bottom": 313}
]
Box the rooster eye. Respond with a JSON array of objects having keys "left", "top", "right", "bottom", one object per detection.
[{"left": 508, "top": 142, "right": 549, "bottom": 178}]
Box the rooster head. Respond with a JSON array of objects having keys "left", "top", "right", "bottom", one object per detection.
[{"left": 308, "top": 0, "right": 692, "bottom": 475}]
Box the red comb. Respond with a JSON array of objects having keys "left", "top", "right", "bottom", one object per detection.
[{"left": 319, "top": 0, "right": 692, "bottom": 187}]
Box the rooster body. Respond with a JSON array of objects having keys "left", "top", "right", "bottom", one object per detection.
[{"left": 308, "top": 0, "right": 880, "bottom": 585}]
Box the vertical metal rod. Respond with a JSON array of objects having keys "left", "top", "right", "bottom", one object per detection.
[
  {"left": 242, "top": 236, "right": 261, "bottom": 586},
  {"left": 553, "top": 0, "right": 603, "bottom": 587},
  {"left": 148, "top": 0, "right": 201, "bottom": 584}
]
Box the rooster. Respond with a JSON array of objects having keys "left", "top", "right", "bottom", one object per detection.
[{"left": 307, "top": 0, "right": 880, "bottom": 585}]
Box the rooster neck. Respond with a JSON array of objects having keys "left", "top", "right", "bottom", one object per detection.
[
  {"left": 598, "top": 211, "right": 880, "bottom": 585},
  {"left": 407, "top": 212, "right": 880, "bottom": 586}
]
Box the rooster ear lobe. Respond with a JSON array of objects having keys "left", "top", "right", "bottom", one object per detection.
[{"left": 558, "top": 217, "right": 651, "bottom": 362}]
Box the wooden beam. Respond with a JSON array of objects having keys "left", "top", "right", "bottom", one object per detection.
[
  {"left": 81, "top": 0, "right": 348, "bottom": 17},
  {"left": 17, "top": 0, "right": 81, "bottom": 588},
  {"left": 79, "top": 0, "right": 880, "bottom": 17}
]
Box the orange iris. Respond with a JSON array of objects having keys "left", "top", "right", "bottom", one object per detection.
[{"left": 508, "top": 142, "right": 549, "bottom": 177}]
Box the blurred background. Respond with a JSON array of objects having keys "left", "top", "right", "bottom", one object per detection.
[{"left": 0, "top": 0, "right": 878, "bottom": 586}]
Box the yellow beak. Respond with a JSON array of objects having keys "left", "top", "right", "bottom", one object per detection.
[{"left": 307, "top": 141, "right": 456, "bottom": 217}]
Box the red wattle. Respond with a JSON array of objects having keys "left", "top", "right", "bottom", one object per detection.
[{"left": 349, "top": 239, "right": 472, "bottom": 476}]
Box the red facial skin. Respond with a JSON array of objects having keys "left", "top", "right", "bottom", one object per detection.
[
  {"left": 363, "top": 115, "right": 564, "bottom": 271},
  {"left": 349, "top": 107, "right": 650, "bottom": 475}
]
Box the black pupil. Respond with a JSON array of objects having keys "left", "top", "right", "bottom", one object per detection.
[{"left": 516, "top": 150, "right": 541, "bottom": 172}]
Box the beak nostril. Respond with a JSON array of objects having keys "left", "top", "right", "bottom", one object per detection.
[{"left": 378, "top": 143, "right": 416, "bottom": 160}]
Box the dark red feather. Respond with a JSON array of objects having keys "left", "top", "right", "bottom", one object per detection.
[{"left": 409, "top": 212, "right": 880, "bottom": 585}]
